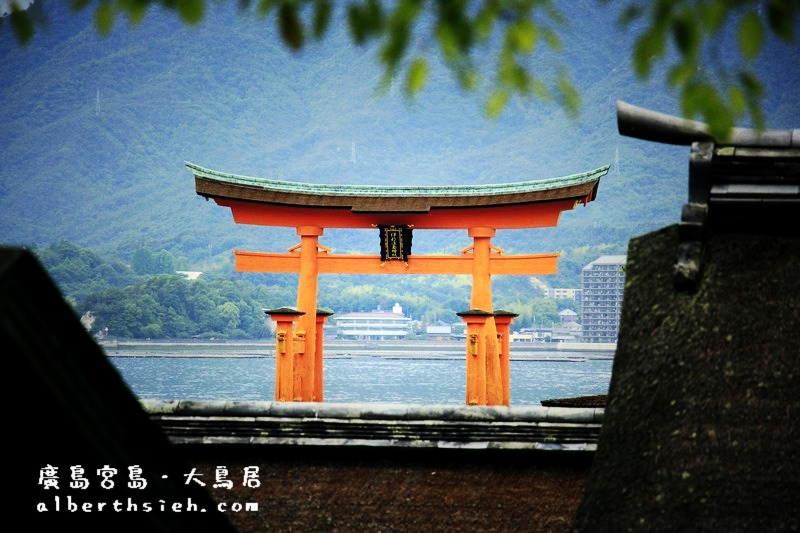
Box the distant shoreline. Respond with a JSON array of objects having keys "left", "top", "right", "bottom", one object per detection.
[{"left": 100, "top": 339, "right": 615, "bottom": 360}]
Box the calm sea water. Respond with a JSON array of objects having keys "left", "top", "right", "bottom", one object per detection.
[{"left": 110, "top": 354, "right": 612, "bottom": 405}]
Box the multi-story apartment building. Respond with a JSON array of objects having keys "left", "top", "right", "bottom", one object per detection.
[
  {"left": 543, "top": 287, "right": 583, "bottom": 302},
  {"left": 580, "top": 255, "right": 626, "bottom": 343}
]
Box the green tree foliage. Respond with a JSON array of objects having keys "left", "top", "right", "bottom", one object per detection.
[
  {"left": 131, "top": 248, "right": 177, "bottom": 275},
  {"left": 39, "top": 241, "right": 616, "bottom": 338},
  {"left": 34, "top": 241, "right": 139, "bottom": 301},
  {"left": 80, "top": 274, "right": 285, "bottom": 339},
  {"left": 37, "top": 241, "right": 283, "bottom": 338},
  {"left": 3, "top": 0, "right": 795, "bottom": 137},
  {"left": 493, "top": 296, "right": 565, "bottom": 330}
]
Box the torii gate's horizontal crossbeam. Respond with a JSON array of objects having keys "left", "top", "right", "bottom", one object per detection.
[
  {"left": 235, "top": 250, "right": 559, "bottom": 276},
  {"left": 215, "top": 198, "right": 578, "bottom": 230}
]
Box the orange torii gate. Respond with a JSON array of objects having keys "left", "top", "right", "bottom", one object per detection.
[{"left": 189, "top": 162, "right": 608, "bottom": 405}]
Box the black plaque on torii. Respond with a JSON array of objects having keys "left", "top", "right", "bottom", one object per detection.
[{"left": 378, "top": 224, "right": 413, "bottom": 263}]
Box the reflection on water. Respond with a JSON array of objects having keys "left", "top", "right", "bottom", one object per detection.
[{"left": 111, "top": 354, "right": 612, "bottom": 405}]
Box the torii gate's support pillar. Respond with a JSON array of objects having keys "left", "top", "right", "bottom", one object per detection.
[
  {"left": 462, "top": 227, "right": 505, "bottom": 406},
  {"left": 265, "top": 308, "right": 305, "bottom": 401},
  {"left": 468, "top": 227, "right": 494, "bottom": 311},
  {"left": 458, "top": 310, "right": 492, "bottom": 406},
  {"left": 315, "top": 308, "right": 334, "bottom": 402},
  {"left": 493, "top": 310, "right": 519, "bottom": 406},
  {"left": 294, "top": 225, "right": 323, "bottom": 401}
]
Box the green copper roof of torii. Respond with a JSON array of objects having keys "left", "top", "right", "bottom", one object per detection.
[{"left": 187, "top": 161, "right": 609, "bottom": 199}]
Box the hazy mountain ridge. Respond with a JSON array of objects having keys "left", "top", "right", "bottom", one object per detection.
[{"left": 2, "top": 2, "right": 797, "bottom": 274}]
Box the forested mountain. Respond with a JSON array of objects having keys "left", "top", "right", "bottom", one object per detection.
[
  {"left": 2, "top": 2, "right": 798, "bottom": 323},
  {"left": 33, "top": 240, "right": 581, "bottom": 338},
  {"left": 34, "top": 240, "right": 293, "bottom": 338}
]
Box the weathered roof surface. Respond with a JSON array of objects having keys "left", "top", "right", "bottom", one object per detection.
[{"left": 189, "top": 161, "right": 608, "bottom": 213}]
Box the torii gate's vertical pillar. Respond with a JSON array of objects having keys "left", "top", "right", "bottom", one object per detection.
[
  {"left": 457, "top": 310, "right": 492, "bottom": 405},
  {"left": 294, "top": 225, "right": 323, "bottom": 402},
  {"left": 465, "top": 227, "right": 504, "bottom": 406},
  {"left": 493, "top": 310, "right": 518, "bottom": 406},
  {"left": 469, "top": 227, "right": 494, "bottom": 311},
  {"left": 265, "top": 308, "right": 305, "bottom": 401},
  {"left": 314, "top": 308, "right": 334, "bottom": 402}
]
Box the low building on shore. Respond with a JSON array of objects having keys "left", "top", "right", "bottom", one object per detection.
[{"left": 334, "top": 303, "right": 412, "bottom": 340}]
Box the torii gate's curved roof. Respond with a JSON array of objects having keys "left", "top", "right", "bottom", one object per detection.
[{"left": 188, "top": 162, "right": 609, "bottom": 229}]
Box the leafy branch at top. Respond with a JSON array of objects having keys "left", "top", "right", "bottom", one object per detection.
[
  {"left": 3, "top": 0, "right": 797, "bottom": 136},
  {"left": 618, "top": 0, "right": 797, "bottom": 140}
]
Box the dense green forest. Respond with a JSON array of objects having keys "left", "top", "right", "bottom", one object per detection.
[{"left": 35, "top": 241, "right": 586, "bottom": 339}]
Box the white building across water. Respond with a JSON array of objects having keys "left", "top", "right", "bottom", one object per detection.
[{"left": 334, "top": 303, "right": 412, "bottom": 340}]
